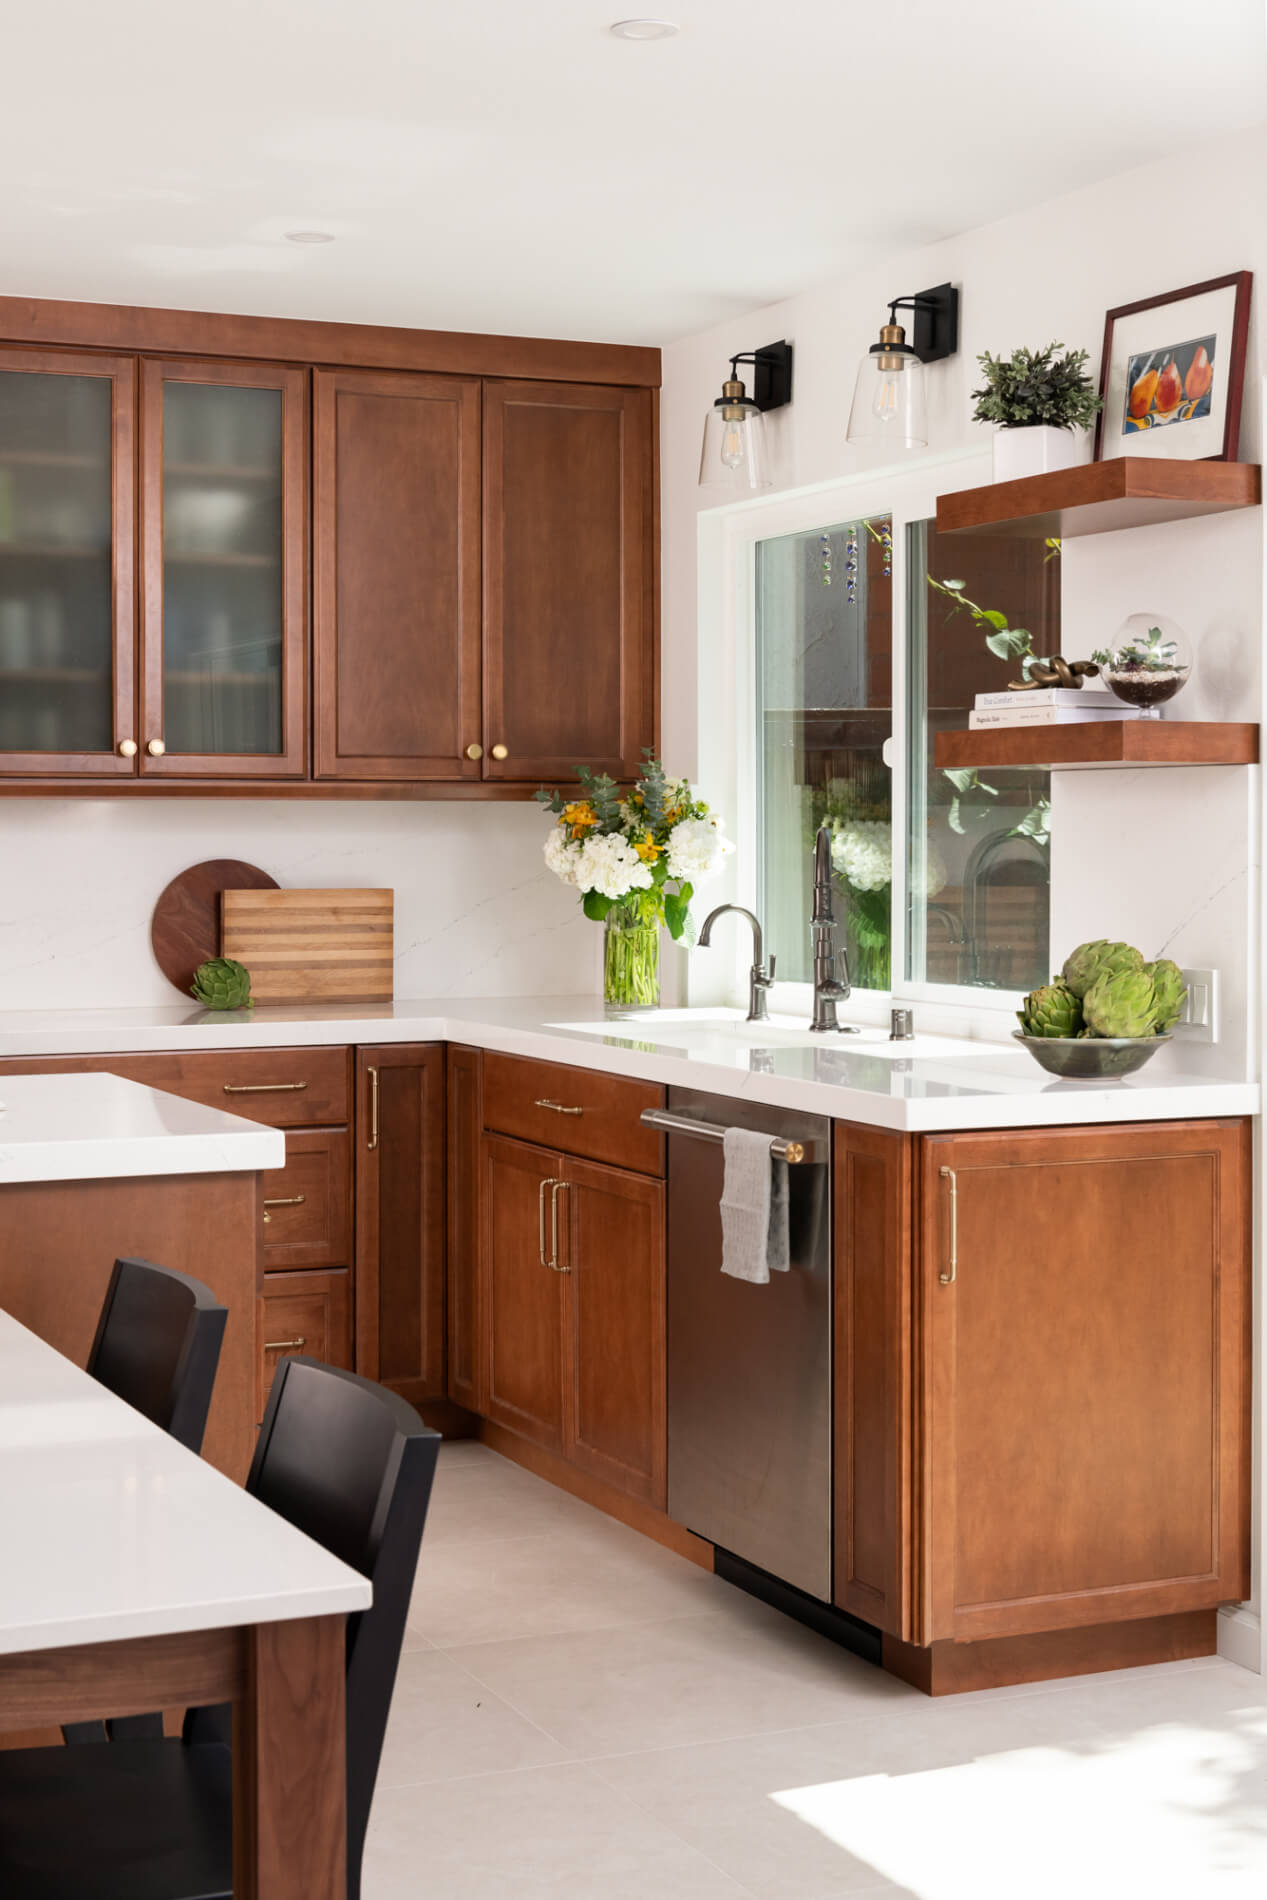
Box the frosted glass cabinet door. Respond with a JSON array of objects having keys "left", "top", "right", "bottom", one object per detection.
[
  {"left": 139, "top": 359, "right": 307, "bottom": 777},
  {"left": 0, "top": 349, "right": 136, "bottom": 777}
]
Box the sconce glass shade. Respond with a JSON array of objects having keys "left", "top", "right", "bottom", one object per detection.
[
  {"left": 699, "top": 390, "right": 772, "bottom": 490},
  {"left": 846, "top": 333, "right": 928, "bottom": 448}
]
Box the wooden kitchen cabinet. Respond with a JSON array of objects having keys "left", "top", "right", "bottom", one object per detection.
[
  {"left": 354, "top": 1044, "right": 447, "bottom": 1406},
  {"left": 481, "top": 1133, "right": 566, "bottom": 1452},
  {"left": 138, "top": 358, "right": 309, "bottom": 778},
  {"left": 482, "top": 379, "right": 655, "bottom": 782},
  {"left": 446, "top": 1045, "right": 484, "bottom": 1412},
  {"left": 917, "top": 1119, "right": 1251, "bottom": 1647},
  {"left": 559, "top": 1153, "right": 666, "bottom": 1508},
  {"left": 259, "top": 1267, "right": 353, "bottom": 1420},
  {"left": 313, "top": 368, "right": 482, "bottom": 782},
  {"left": 0, "top": 346, "right": 136, "bottom": 777}
]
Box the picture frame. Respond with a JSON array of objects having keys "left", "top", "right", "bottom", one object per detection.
[{"left": 1094, "top": 271, "right": 1251, "bottom": 462}]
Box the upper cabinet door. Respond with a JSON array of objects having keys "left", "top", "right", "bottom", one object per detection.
[
  {"left": 0, "top": 348, "right": 136, "bottom": 777},
  {"left": 483, "top": 380, "right": 654, "bottom": 783},
  {"left": 313, "top": 369, "right": 482, "bottom": 781},
  {"left": 139, "top": 359, "right": 308, "bottom": 777}
]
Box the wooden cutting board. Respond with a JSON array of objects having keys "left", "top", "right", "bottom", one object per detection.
[
  {"left": 151, "top": 859, "right": 279, "bottom": 996},
  {"left": 221, "top": 888, "right": 394, "bottom": 1005}
]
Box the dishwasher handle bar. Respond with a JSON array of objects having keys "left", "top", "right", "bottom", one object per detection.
[{"left": 639, "top": 1108, "right": 822, "bottom": 1165}]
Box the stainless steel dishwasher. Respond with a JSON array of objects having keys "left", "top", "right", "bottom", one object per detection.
[{"left": 648, "top": 1085, "right": 832, "bottom": 1601}]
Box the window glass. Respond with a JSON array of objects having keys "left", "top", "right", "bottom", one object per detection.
[
  {"left": 755, "top": 516, "right": 893, "bottom": 987},
  {"left": 905, "top": 519, "right": 1059, "bottom": 992}
]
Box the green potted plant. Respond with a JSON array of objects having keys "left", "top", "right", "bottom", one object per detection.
[{"left": 973, "top": 342, "right": 1102, "bottom": 482}]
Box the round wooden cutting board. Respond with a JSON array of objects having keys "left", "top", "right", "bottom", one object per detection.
[{"left": 151, "top": 859, "right": 279, "bottom": 997}]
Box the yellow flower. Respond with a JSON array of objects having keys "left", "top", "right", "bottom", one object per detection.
[
  {"left": 561, "top": 801, "right": 597, "bottom": 840},
  {"left": 634, "top": 839, "right": 661, "bottom": 863}
]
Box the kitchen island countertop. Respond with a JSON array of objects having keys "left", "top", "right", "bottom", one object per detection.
[
  {"left": 0, "top": 1070, "right": 284, "bottom": 1184},
  {"left": 0, "top": 997, "right": 1255, "bottom": 1134}
]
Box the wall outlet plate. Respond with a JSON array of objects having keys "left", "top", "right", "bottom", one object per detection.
[{"left": 1172, "top": 968, "right": 1218, "bottom": 1042}]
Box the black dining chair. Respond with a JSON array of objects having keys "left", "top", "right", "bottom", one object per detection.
[
  {"left": 0, "top": 1356, "right": 441, "bottom": 1900},
  {"left": 65, "top": 1258, "right": 228, "bottom": 1747}
]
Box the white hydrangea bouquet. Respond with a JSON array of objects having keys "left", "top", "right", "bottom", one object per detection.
[
  {"left": 536, "top": 755, "right": 731, "bottom": 1009},
  {"left": 830, "top": 818, "right": 945, "bottom": 991}
]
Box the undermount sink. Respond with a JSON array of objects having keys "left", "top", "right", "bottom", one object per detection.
[{"left": 546, "top": 1007, "right": 993, "bottom": 1060}]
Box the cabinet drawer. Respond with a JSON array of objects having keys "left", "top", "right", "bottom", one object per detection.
[
  {"left": 260, "top": 1127, "right": 352, "bottom": 1270},
  {"left": 2, "top": 1047, "right": 354, "bottom": 1127},
  {"left": 259, "top": 1268, "right": 353, "bottom": 1420},
  {"left": 481, "top": 1052, "right": 664, "bottom": 1175}
]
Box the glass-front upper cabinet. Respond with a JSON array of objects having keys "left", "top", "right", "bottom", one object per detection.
[
  {"left": 906, "top": 519, "right": 1059, "bottom": 993},
  {"left": 139, "top": 360, "right": 307, "bottom": 777},
  {"left": 756, "top": 515, "right": 893, "bottom": 989},
  {"left": 0, "top": 349, "right": 136, "bottom": 777}
]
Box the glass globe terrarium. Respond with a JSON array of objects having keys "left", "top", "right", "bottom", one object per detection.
[{"left": 1094, "top": 611, "right": 1191, "bottom": 712}]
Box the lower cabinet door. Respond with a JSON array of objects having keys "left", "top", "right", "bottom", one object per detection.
[
  {"left": 259, "top": 1268, "right": 353, "bottom": 1421},
  {"left": 559, "top": 1154, "right": 665, "bottom": 1506},
  {"left": 481, "top": 1133, "right": 565, "bottom": 1451},
  {"left": 920, "top": 1119, "right": 1251, "bottom": 1645},
  {"left": 355, "top": 1045, "right": 446, "bottom": 1406}
]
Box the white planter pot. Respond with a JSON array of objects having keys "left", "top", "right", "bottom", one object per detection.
[{"left": 992, "top": 425, "right": 1082, "bottom": 484}]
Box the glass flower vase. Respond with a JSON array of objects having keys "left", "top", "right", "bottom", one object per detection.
[{"left": 603, "top": 902, "right": 660, "bottom": 1012}]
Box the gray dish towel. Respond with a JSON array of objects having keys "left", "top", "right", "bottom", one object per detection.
[{"left": 720, "top": 1126, "right": 790, "bottom": 1283}]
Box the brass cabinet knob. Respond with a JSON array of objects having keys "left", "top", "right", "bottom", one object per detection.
[
  {"left": 146, "top": 738, "right": 166, "bottom": 757},
  {"left": 491, "top": 743, "right": 509, "bottom": 761},
  {"left": 117, "top": 738, "right": 138, "bottom": 757},
  {"left": 465, "top": 742, "right": 484, "bottom": 760}
]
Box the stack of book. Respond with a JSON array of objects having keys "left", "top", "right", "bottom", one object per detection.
[{"left": 968, "top": 684, "right": 1157, "bottom": 729}]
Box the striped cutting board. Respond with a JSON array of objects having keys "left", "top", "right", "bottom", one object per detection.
[{"left": 221, "top": 888, "right": 394, "bottom": 1005}]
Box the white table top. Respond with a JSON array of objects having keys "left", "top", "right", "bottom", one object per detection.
[
  {"left": 0, "top": 995, "right": 1256, "bottom": 1133},
  {"left": 0, "top": 1071, "right": 284, "bottom": 1184},
  {"left": 0, "top": 1309, "right": 370, "bottom": 1656}
]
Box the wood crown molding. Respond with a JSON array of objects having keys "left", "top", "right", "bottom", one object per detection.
[{"left": 0, "top": 294, "right": 661, "bottom": 388}]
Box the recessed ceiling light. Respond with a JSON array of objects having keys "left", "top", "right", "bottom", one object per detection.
[
  {"left": 609, "top": 18, "right": 679, "bottom": 40},
  {"left": 284, "top": 230, "right": 336, "bottom": 245}
]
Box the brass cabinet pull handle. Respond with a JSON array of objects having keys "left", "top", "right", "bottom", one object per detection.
[
  {"left": 549, "top": 1179, "right": 570, "bottom": 1273},
  {"left": 367, "top": 1065, "right": 380, "bottom": 1150},
  {"left": 940, "top": 1166, "right": 957, "bottom": 1285},
  {"left": 465, "top": 742, "right": 483, "bottom": 760},
  {"left": 118, "top": 738, "right": 138, "bottom": 757},
  {"left": 264, "top": 1336, "right": 307, "bottom": 1352},
  {"left": 146, "top": 738, "right": 165, "bottom": 757},
  {"left": 535, "top": 1099, "right": 583, "bottom": 1116},
  {"left": 538, "top": 1177, "right": 551, "bottom": 1267},
  {"left": 491, "top": 743, "right": 509, "bottom": 761},
  {"left": 224, "top": 1081, "right": 308, "bottom": 1095},
  {"left": 262, "top": 1193, "right": 306, "bottom": 1223}
]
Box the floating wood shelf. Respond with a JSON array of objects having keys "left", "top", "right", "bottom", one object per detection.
[
  {"left": 934, "top": 721, "right": 1259, "bottom": 771},
  {"left": 936, "top": 458, "right": 1261, "bottom": 540}
]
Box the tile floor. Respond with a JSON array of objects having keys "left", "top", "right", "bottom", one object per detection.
[{"left": 365, "top": 1442, "right": 1267, "bottom": 1899}]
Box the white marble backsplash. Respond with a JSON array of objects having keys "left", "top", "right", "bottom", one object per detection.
[{"left": 0, "top": 799, "right": 600, "bottom": 1010}]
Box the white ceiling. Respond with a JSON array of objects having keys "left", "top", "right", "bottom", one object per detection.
[{"left": 5, "top": 0, "right": 1265, "bottom": 346}]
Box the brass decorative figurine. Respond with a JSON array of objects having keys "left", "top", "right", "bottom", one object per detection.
[{"left": 1007, "top": 657, "right": 1100, "bottom": 691}]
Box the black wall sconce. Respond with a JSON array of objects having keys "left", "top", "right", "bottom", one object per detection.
[
  {"left": 698, "top": 339, "right": 794, "bottom": 490},
  {"left": 846, "top": 284, "right": 959, "bottom": 449}
]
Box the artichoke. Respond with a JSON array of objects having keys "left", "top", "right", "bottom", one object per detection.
[
  {"left": 1017, "top": 981, "right": 1083, "bottom": 1039},
  {"left": 1060, "top": 939, "right": 1145, "bottom": 999},
  {"left": 1146, "top": 958, "right": 1186, "bottom": 1033},
  {"left": 1082, "top": 967, "right": 1158, "bottom": 1039},
  {"left": 191, "top": 957, "right": 254, "bottom": 1011}
]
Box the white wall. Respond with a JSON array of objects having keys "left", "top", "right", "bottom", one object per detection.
[
  {"left": 661, "top": 121, "right": 1267, "bottom": 1079},
  {"left": 0, "top": 799, "right": 598, "bottom": 1008}
]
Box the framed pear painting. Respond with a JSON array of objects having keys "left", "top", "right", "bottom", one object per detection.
[{"left": 1095, "top": 272, "right": 1251, "bottom": 461}]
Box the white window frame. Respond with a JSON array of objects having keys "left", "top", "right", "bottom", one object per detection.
[{"left": 696, "top": 444, "right": 1041, "bottom": 1036}]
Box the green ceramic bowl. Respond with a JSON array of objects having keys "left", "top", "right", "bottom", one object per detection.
[{"left": 1012, "top": 1031, "right": 1172, "bottom": 1079}]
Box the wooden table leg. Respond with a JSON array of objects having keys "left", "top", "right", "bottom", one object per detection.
[{"left": 234, "top": 1615, "right": 346, "bottom": 1900}]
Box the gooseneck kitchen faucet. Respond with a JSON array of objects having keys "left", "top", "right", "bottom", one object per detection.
[
  {"left": 698, "top": 904, "right": 775, "bottom": 1022},
  {"left": 809, "top": 825, "right": 853, "bottom": 1033}
]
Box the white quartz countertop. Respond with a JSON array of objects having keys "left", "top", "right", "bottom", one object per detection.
[
  {"left": 0, "top": 1309, "right": 369, "bottom": 1655},
  {"left": 0, "top": 996, "right": 1256, "bottom": 1133},
  {"left": 0, "top": 1071, "right": 284, "bottom": 1184}
]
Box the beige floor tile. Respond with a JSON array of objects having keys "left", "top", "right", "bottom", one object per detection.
[
  {"left": 450, "top": 1595, "right": 911, "bottom": 1757},
  {"left": 363, "top": 1761, "right": 755, "bottom": 1899},
  {"left": 588, "top": 1691, "right": 1112, "bottom": 1897},
  {"left": 376, "top": 1648, "right": 568, "bottom": 1788},
  {"left": 423, "top": 1455, "right": 609, "bottom": 1548},
  {"left": 409, "top": 1508, "right": 727, "bottom": 1647}
]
